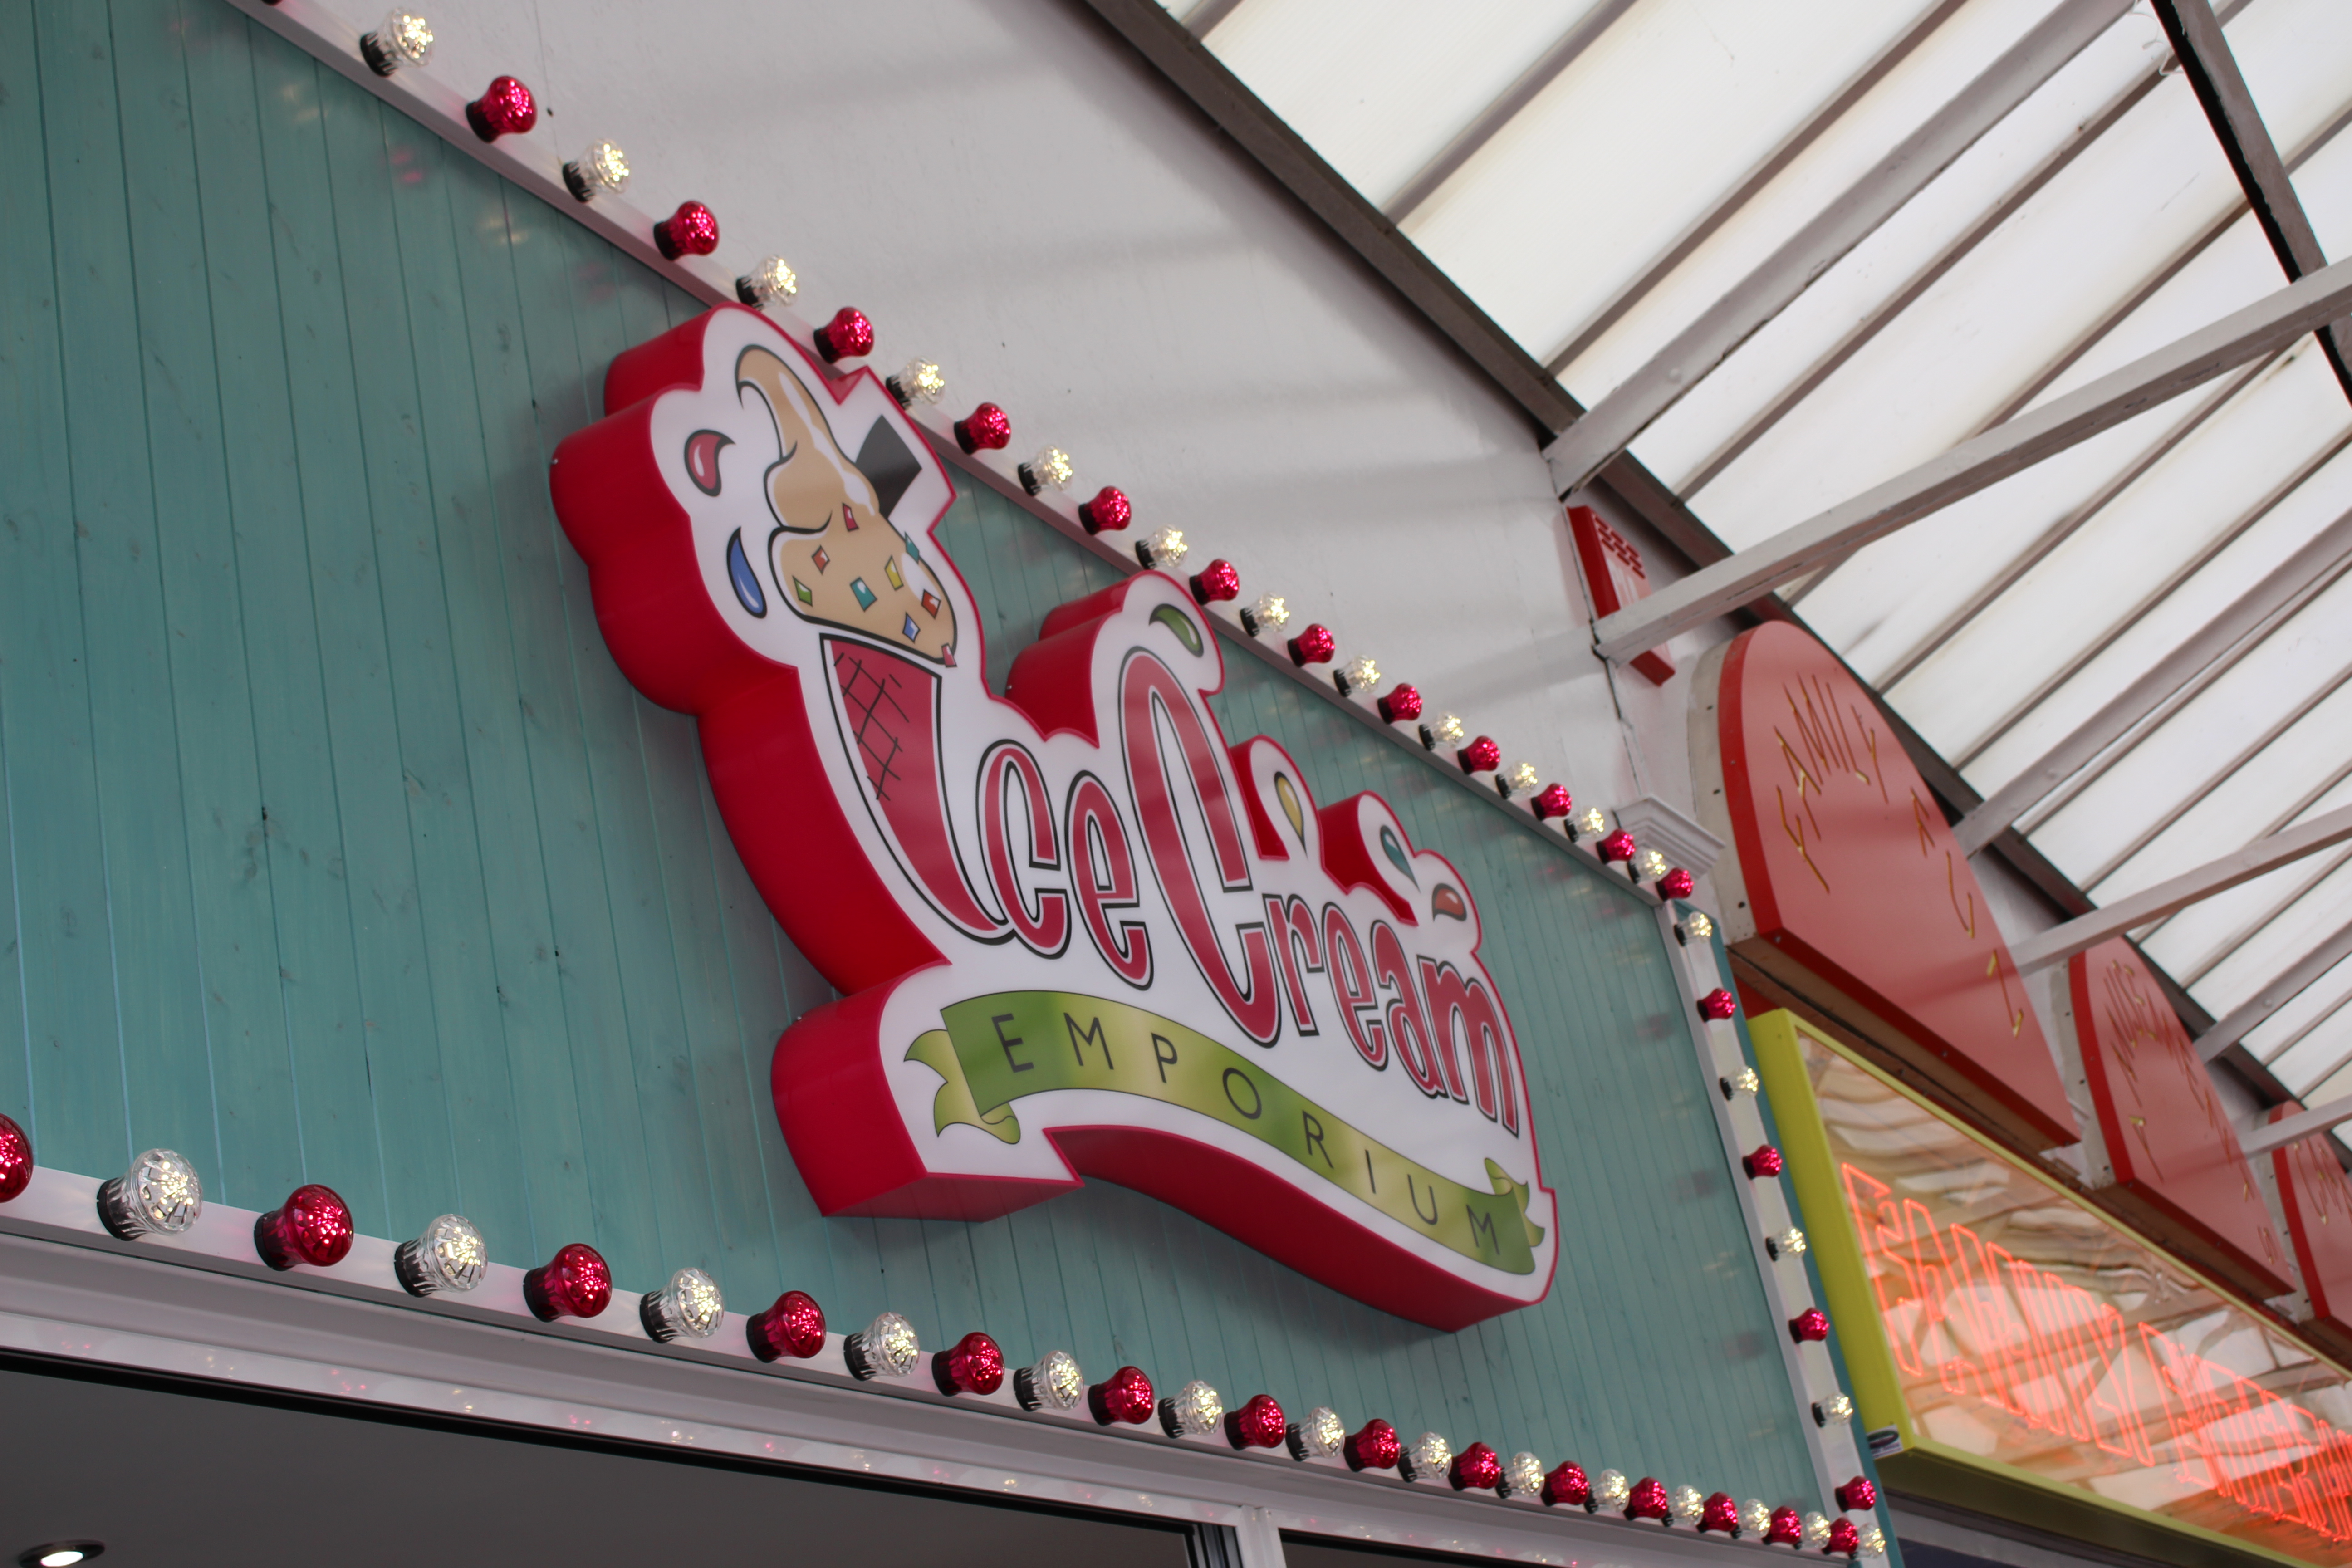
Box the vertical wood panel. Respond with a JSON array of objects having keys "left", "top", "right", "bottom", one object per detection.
[{"left": 0, "top": 0, "right": 1820, "bottom": 1506}]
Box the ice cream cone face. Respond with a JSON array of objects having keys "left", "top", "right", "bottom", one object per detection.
[{"left": 736, "top": 343, "right": 957, "bottom": 665}]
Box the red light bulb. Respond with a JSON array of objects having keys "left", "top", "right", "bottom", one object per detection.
[
  {"left": 746, "top": 1289, "right": 826, "bottom": 1361},
  {"left": 1191, "top": 560, "right": 1241, "bottom": 604},
  {"left": 955, "top": 403, "right": 1011, "bottom": 452},
  {"left": 1449, "top": 1442, "right": 1503, "bottom": 1491},
  {"left": 1288, "top": 624, "right": 1336, "bottom": 666},
  {"left": 1697, "top": 987, "right": 1738, "bottom": 1022},
  {"left": 1659, "top": 866, "right": 1696, "bottom": 899},
  {"left": 1458, "top": 736, "right": 1501, "bottom": 774},
  {"left": 1525, "top": 784, "right": 1569, "bottom": 820},
  {"left": 1078, "top": 486, "right": 1132, "bottom": 534},
  {"left": 1088, "top": 1365, "right": 1155, "bottom": 1426},
  {"left": 1744, "top": 1144, "right": 1785, "bottom": 1179},
  {"left": 815, "top": 306, "right": 875, "bottom": 363},
  {"left": 1377, "top": 684, "right": 1423, "bottom": 725},
  {"left": 466, "top": 75, "right": 537, "bottom": 142},
  {"left": 932, "top": 1330, "right": 1006, "bottom": 1396},
  {"left": 1768, "top": 1506, "right": 1804, "bottom": 1546},
  {"left": 1344, "top": 1418, "right": 1402, "bottom": 1471},
  {"left": 1700, "top": 1492, "right": 1740, "bottom": 1534},
  {"left": 1225, "top": 1393, "right": 1286, "bottom": 1450},
  {"left": 524, "top": 1242, "right": 612, "bottom": 1321},
  {"left": 654, "top": 201, "right": 720, "bottom": 260},
  {"left": 1597, "top": 828, "right": 1637, "bottom": 862},
  {"left": 1826, "top": 1518, "right": 1862, "bottom": 1557},
  {"left": 1626, "top": 1476, "right": 1671, "bottom": 1523},
  {"left": 0, "top": 1112, "right": 31, "bottom": 1202},
  {"left": 1542, "top": 1460, "right": 1590, "bottom": 1507},
  {"left": 252, "top": 1182, "right": 354, "bottom": 1270},
  {"left": 1835, "top": 1477, "right": 1877, "bottom": 1512},
  {"left": 1791, "top": 1307, "right": 1831, "bottom": 1343}
]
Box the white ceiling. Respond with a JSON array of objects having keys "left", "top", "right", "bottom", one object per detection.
[{"left": 1168, "top": 0, "right": 2352, "bottom": 1113}]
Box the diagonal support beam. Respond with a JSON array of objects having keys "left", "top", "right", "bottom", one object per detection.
[
  {"left": 2243, "top": 1096, "right": 2352, "bottom": 1156},
  {"left": 1952, "top": 499, "right": 2352, "bottom": 853},
  {"left": 1590, "top": 255, "right": 2352, "bottom": 663},
  {"left": 2151, "top": 0, "right": 2352, "bottom": 403},
  {"left": 2009, "top": 802, "right": 2352, "bottom": 973},
  {"left": 2196, "top": 921, "right": 2352, "bottom": 1061},
  {"left": 1542, "top": 0, "right": 2134, "bottom": 497}
]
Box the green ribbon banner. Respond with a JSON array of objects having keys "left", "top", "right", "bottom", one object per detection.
[{"left": 906, "top": 990, "right": 1543, "bottom": 1275}]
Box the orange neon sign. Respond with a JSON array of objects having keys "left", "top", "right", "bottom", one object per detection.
[{"left": 1763, "top": 1011, "right": 2352, "bottom": 1567}]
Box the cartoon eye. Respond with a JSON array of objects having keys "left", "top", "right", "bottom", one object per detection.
[
  {"left": 685, "top": 429, "right": 731, "bottom": 496},
  {"left": 1380, "top": 826, "right": 1415, "bottom": 883},
  {"left": 1431, "top": 885, "right": 1468, "bottom": 921}
]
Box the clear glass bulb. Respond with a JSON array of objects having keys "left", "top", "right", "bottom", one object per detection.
[
  {"left": 99, "top": 1148, "right": 202, "bottom": 1239},
  {"left": 1685, "top": 911, "right": 1715, "bottom": 941},
  {"left": 1816, "top": 1392, "right": 1854, "bottom": 1423},
  {"left": 1404, "top": 1431, "right": 1452, "bottom": 1483},
  {"left": 1578, "top": 805, "right": 1607, "bottom": 836},
  {"left": 646, "top": 1266, "right": 724, "bottom": 1341},
  {"left": 366, "top": 9, "right": 433, "bottom": 71},
  {"left": 1340, "top": 655, "right": 1379, "bottom": 692},
  {"left": 1741, "top": 1499, "right": 1774, "bottom": 1538},
  {"left": 1431, "top": 714, "right": 1465, "bottom": 746},
  {"left": 1027, "top": 446, "right": 1073, "bottom": 491},
  {"left": 1639, "top": 848, "right": 1669, "bottom": 879},
  {"left": 1143, "top": 527, "right": 1187, "bottom": 568},
  {"left": 1508, "top": 762, "right": 1539, "bottom": 793},
  {"left": 848, "top": 1310, "right": 921, "bottom": 1378},
  {"left": 1017, "top": 1348, "right": 1085, "bottom": 1411},
  {"left": 1774, "top": 1226, "right": 1808, "bottom": 1257},
  {"left": 397, "top": 1213, "right": 486, "bottom": 1296},
  {"left": 1727, "top": 1063, "right": 1759, "bottom": 1096},
  {"left": 1671, "top": 1485, "right": 1704, "bottom": 1523},
  {"left": 1291, "top": 1405, "right": 1345, "bottom": 1458},
  {"left": 1165, "top": 1379, "right": 1223, "bottom": 1436},
  {"left": 894, "top": 359, "right": 946, "bottom": 404},
  {"left": 567, "top": 140, "right": 628, "bottom": 201},
  {"left": 1249, "top": 594, "right": 1291, "bottom": 632},
  {"left": 740, "top": 256, "right": 798, "bottom": 308},
  {"left": 1858, "top": 1524, "right": 1887, "bottom": 1557},
  {"left": 1594, "top": 1469, "right": 1630, "bottom": 1507},
  {"left": 1504, "top": 1451, "right": 1544, "bottom": 1498},
  {"left": 1802, "top": 1512, "right": 1833, "bottom": 1549}
]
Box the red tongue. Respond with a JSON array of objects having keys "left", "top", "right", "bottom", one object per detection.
[{"left": 829, "top": 639, "right": 1002, "bottom": 936}]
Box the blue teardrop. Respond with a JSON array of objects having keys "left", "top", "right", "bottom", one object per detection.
[{"left": 726, "top": 529, "right": 766, "bottom": 617}]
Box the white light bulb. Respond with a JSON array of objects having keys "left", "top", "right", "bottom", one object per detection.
[
  {"left": 564, "top": 140, "right": 628, "bottom": 202},
  {"left": 362, "top": 9, "right": 433, "bottom": 74},
  {"left": 40, "top": 1553, "right": 88, "bottom": 1568},
  {"left": 1508, "top": 762, "right": 1540, "bottom": 793},
  {"left": 397, "top": 1213, "right": 487, "bottom": 1296},
  {"left": 1740, "top": 1499, "right": 1774, "bottom": 1539},
  {"left": 1578, "top": 805, "right": 1607, "bottom": 836},
  {"left": 1161, "top": 1378, "right": 1224, "bottom": 1437},
  {"left": 642, "top": 1265, "right": 725, "bottom": 1342},
  {"left": 1639, "top": 848, "right": 1669, "bottom": 880},
  {"left": 1593, "top": 1469, "right": 1630, "bottom": 1508},
  {"left": 1020, "top": 446, "right": 1074, "bottom": 495},
  {"left": 1016, "top": 1348, "right": 1086, "bottom": 1411},
  {"left": 890, "top": 358, "right": 946, "bottom": 406},
  {"left": 735, "top": 256, "right": 799, "bottom": 309},
  {"left": 1685, "top": 911, "right": 1715, "bottom": 941},
  {"left": 1502, "top": 1450, "right": 1545, "bottom": 1499},
  {"left": 1338, "top": 655, "right": 1380, "bottom": 694},
  {"left": 1247, "top": 594, "right": 1291, "bottom": 634},
  {"left": 1401, "top": 1431, "right": 1453, "bottom": 1484},
  {"left": 845, "top": 1310, "right": 921, "bottom": 1378},
  {"left": 1141, "top": 527, "right": 1187, "bottom": 568},
  {"left": 98, "top": 1148, "right": 202, "bottom": 1239},
  {"left": 1803, "top": 1512, "right": 1833, "bottom": 1549},
  {"left": 1771, "top": 1226, "right": 1808, "bottom": 1258},
  {"left": 1431, "top": 714, "right": 1465, "bottom": 747},
  {"left": 1288, "top": 1405, "right": 1346, "bottom": 1459}
]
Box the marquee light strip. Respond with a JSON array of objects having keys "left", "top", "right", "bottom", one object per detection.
[
  {"left": 222, "top": 0, "right": 1625, "bottom": 878},
  {"left": 0, "top": 1138, "right": 1877, "bottom": 1555},
  {"left": 1661, "top": 911, "right": 1892, "bottom": 1565}
]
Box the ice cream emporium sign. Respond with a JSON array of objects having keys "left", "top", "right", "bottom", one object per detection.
[{"left": 551, "top": 306, "right": 1554, "bottom": 1329}]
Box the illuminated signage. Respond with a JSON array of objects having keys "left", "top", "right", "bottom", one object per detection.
[
  {"left": 1754, "top": 1009, "right": 2352, "bottom": 1567},
  {"left": 548, "top": 306, "right": 1554, "bottom": 1330},
  {"left": 1695, "top": 622, "right": 2076, "bottom": 1151},
  {"left": 2066, "top": 936, "right": 2291, "bottom": 1299},
  {"left": 2275, "top": 1110, "right": 2352, "bottom": 1367}
]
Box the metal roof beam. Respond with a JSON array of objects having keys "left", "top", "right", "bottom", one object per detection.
[
  {"left": 2009, "top": 801, "right": 2352, "bottom": 973},
  {"left": 1539, "top": 0, "right": 1972, "bottom": 378},
  {"left": 2243, "top": 1096, "right": 2352, "bottom": 1156},
  {"left": 1382, "top": 0, "right": 1640, "bottom": 222},
  {"left": 2150, "top": 0, "right": 2352, "bottom": 404},
  {"left": 1541, "top": 0, "right": 2135, "bottom": 497},
  {"left": 1951, "top": 498, "right": 2352, "bottom": 854},
  {"left": 1590, "top": 256, "right": 2352, "bottom": 663},
  {"left": 2195, "top": 922, "right": 2352, "bottom": 1061}
]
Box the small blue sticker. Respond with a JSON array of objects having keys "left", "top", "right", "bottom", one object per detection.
[
  {"left": 902, "top": 614, "right": 921, "bottom": 642},
  {"left": 726, "top": 529, "right": 765, "bottom": 617}
]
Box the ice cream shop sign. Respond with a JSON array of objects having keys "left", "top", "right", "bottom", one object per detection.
[{"left": 551, "top": 307, "right": 1555, "bottom": 1330}]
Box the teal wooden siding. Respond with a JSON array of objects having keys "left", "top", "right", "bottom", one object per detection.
[{"left": 0, "top": 0, "right": 1815, "bottom": 1505}]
